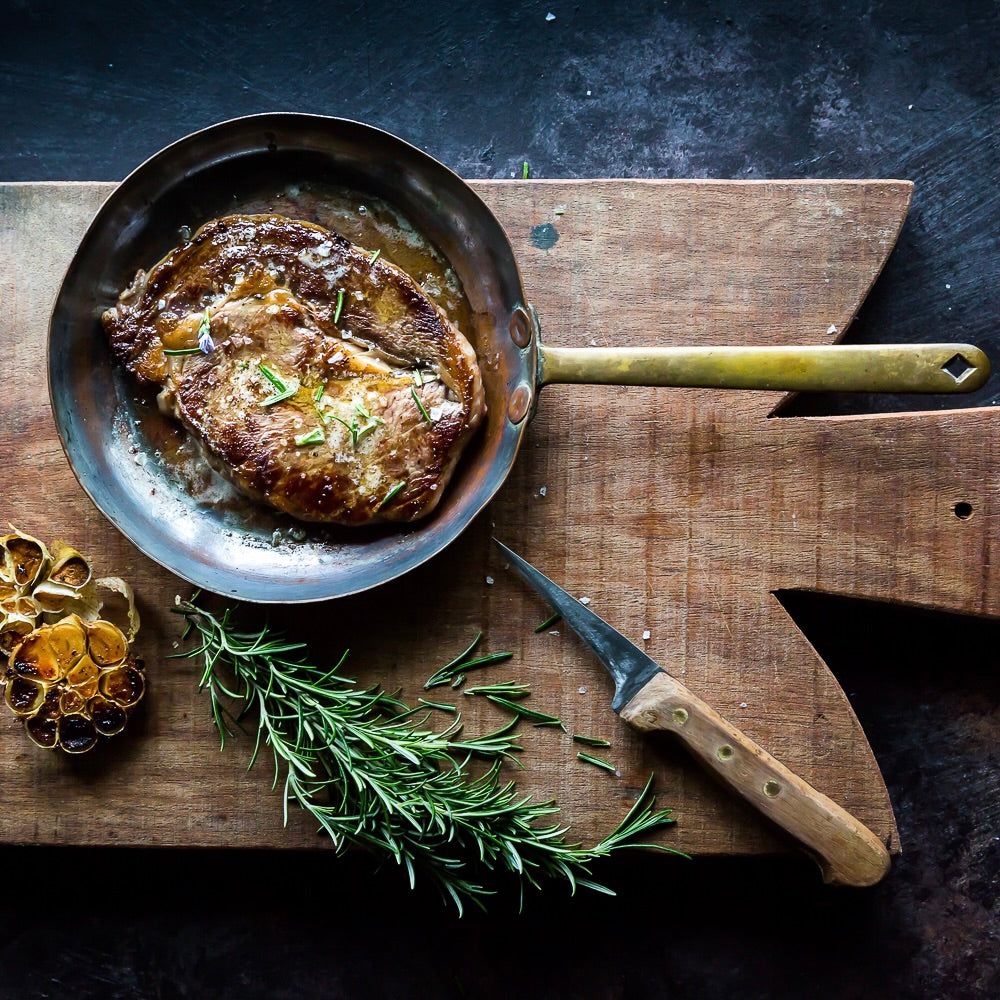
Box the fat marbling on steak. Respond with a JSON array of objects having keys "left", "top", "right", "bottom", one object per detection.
[{"left": 102, "top": 215, "right": 485, "bottom": 525}]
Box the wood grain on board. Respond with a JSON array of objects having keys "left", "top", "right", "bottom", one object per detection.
[{"left": 5, "top": 178, "right": 992, "bottom": 864}]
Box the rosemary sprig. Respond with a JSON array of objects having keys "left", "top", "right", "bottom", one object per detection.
[{"left": 171, "top": 598, "right": 683, "bottom": 913}]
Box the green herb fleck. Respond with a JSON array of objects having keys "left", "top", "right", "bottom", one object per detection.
[
  {"left": 522, "top": 161, "right": 530, "bottom": 179},
  {"left": 354, "top": 403, "right": 384, "bottom": 426},
  {"left": 411, "top": 387, "right": 432, "bottom": 424},
  {"left": 258, "top": 363, "right": 286, "bottom": 391},
  {"left": 314, "top": 383, "right": 325, "bottom": 402},
  {"left": 534, "top": 612, "right": 562, "bottom": 633},
  {"left": 258, "top": 363, "right": 297, "bottom": 406},
  {"left": 413, "top": 369, "right": 423, "bottom": 387},
  {"left": 370, "top": 249, "right": 381, "bottom": 264},
  {"left": 163, "top": 347, "right": 203, "bottom": 356},
  {"left": 294, "top": 428, "right": 324, "bottom": 447},
  {"left": 334, "top": 288, "right": 345, "bottom": 324},
  {"left": 573, "top": 734, "right": 612, "bottom": 748},
  {"left": 378, "top": 481, "right": 406, "bottom": 509},
  {"left": 198, "top": 307, "right": 212, "bottom": 338},
  {"left": 577, "top": 752, "right": 616, "bottom": 773}
]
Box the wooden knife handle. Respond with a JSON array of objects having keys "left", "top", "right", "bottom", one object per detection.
[{"left": 620, "top": 672, "right": 891, "bottom": 887}]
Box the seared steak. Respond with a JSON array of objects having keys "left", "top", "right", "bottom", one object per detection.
[{"left": 102, "top": 215, "right": 485, "bottom": 525}]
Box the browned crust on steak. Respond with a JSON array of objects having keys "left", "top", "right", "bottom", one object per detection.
[{"left": 102, "top": 215, "right": 485, "bottom": 525}]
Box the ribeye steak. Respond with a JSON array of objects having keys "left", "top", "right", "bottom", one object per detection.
[{"left": 102, "top": 214, "right": 485, "bottom": 525}]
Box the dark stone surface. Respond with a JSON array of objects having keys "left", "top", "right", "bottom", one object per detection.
[{"left": 1, "top": 1, "right": 998, "bottom": 997}]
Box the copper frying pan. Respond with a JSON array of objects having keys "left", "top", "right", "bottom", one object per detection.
[{"left": 48, "top": 114, "right": 989, "bottom": 602}]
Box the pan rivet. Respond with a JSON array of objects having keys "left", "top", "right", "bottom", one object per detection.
[
  {"left": 716, "top": 744, "right": 734, "bottom": 762},
  {"left": 509, "top": 307, "right": 533, "bottom": 348},
  {"left": 508, "top": 384, "right": 533, "bottom": 424},
  {"left": 671, "top": 707, "right": 689, "bottom": 725},
  {"left": 763, "top": 780, "right": 781, "bottom": 797}
]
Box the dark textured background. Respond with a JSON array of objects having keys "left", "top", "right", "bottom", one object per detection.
[{"left": 2, "top": 1, "right": 998, "bottom": 997}]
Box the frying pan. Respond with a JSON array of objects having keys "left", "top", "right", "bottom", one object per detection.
[{"left": 48, "top": 114, "right": 990, "bottom": 602}]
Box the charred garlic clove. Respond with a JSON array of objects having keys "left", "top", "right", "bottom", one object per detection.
[
  {"left": 47, "top": 543, "right": 94, "bottom": 591},
  {"left": 0, "top": 606, "right": 39, "bottom": 658},
  {"left": 1, "top": 528, "right": 51, "bottom": 591},
  {"left": 2, "top": 614, "right": 145, "bottom": 754}
]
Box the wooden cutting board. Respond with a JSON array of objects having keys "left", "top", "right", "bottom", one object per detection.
[{"left": 5, "top": 178, "right": 993, "bottom": 861}]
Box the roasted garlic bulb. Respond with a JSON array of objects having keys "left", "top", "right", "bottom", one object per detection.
[
  {"left": 0, "top": 526, "right": 144, "bottom": 753},
  {"left": 4, "top": 615, "right": 145, "bottom": 753}
]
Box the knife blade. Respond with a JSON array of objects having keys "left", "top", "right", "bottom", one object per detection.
[{"left": 493, "top": 538, "right": 891, "bottom": 888}]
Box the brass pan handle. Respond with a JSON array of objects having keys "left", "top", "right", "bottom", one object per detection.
[{"left": 537, "top": 343, "right": 990, "bottom": 393}]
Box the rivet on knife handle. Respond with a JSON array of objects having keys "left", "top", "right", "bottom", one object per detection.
[{"left": 619, "top": 672, "right": 891, "bottom": 888}]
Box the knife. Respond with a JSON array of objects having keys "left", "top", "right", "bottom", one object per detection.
[{"left": 493, "top": 538, "right": 891, "bottom": 887}]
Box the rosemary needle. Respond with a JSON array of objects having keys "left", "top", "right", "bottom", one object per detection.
[
  {"left": 171, "top": 597, "right": 684, "bottom": 914},
  {"left": 418, "top": 698, "right": 457, "bottom": 713},
  {"left": 534, "top": 612, "right": 562, "bottom": 633},
  {"left": 334, "top": 288, "right": 345, "bottom": 324},
  {"left": 464, "top": 681, "right": 531, "bottom": 699},
  {"left": 573, "top": 734, "right": 612, "bottom": 748},
  {"left": 411, "top": 387, "right": 433, "bottom": 424},
  {"left": 578, "top": 752, "right": 616, "bottom": 773},
  {"left": 486, "top": 695, "right": 565, "bottom": 728}
]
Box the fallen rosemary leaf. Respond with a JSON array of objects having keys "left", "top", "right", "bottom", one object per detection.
[
  {"left": 464, "top": 681, "right": 531, "bottom": 700},
  {"left": 573, "top": 734, "right": 612, "bottom": 748},
  {"left": 163, "top": 346, "right": 202, "bottom": 356},
  {"left": 370, "top": 248, "right": 381, "bottom": 264},
  {"left": 423, "top": 637, "right": 513, "bottom": 689},
  {"left": 334, "top": 288, "right": 345, "bottom": 324},
  {"left": 578, "top": 751, "right": 616, "bottom": 773},
  {"left": 171, "top": 598, "right": 683, "bottom": 913},
  {"left": 534, "top": 612, "right": 562, "bottom": 633},
  {"left": 487, "top": 694, "right": 565, "bottom": 729}
]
